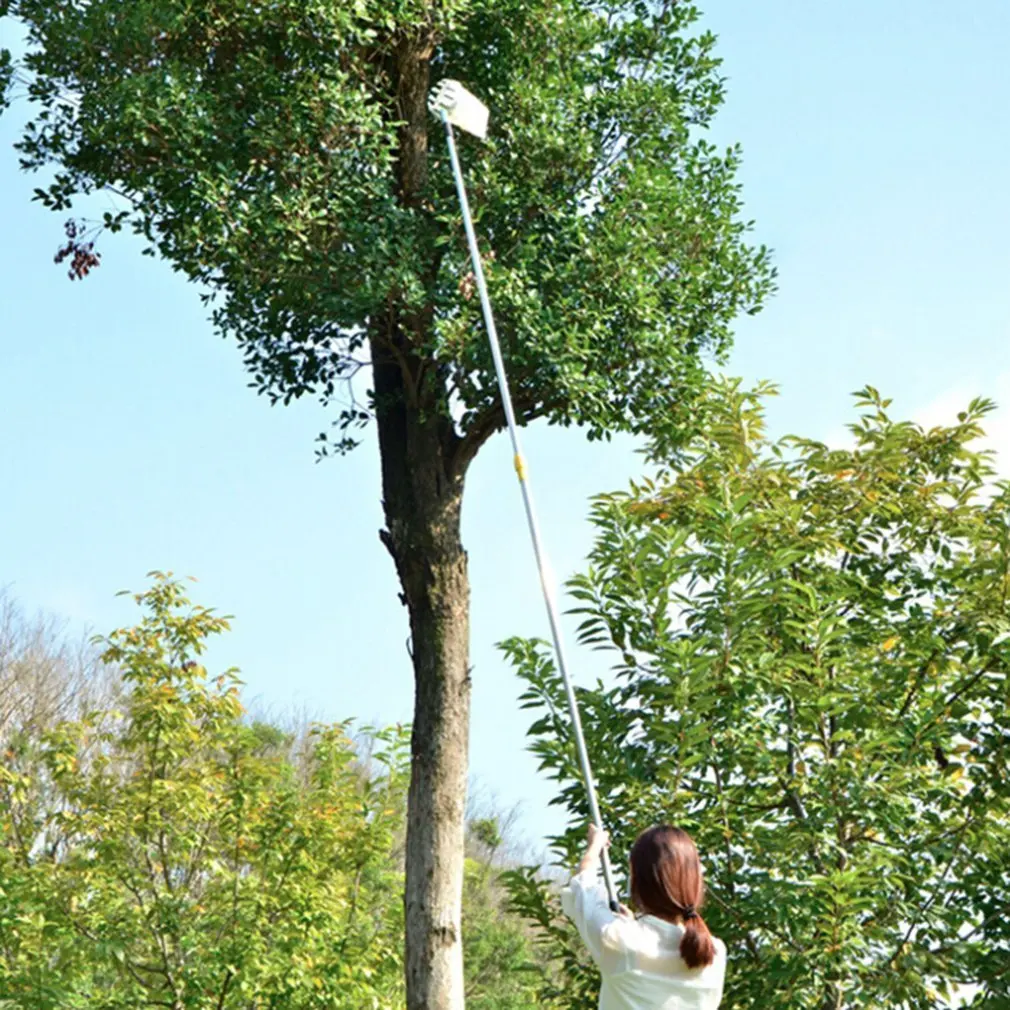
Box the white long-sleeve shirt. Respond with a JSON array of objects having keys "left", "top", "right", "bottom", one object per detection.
[{"left": 560, "top": 868, "right": 726, "bottom": 1010}]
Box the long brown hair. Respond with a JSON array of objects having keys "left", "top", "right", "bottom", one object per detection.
[{"left": 629, "top": 825, "right": 716, "bottom": 969}]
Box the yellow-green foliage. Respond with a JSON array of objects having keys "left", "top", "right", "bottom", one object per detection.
[{"left": 0, "top": 574, "right": 408, "bottom": 1010}]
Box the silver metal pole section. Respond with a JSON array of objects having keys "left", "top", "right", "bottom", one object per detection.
[{"left": 440, "top": 111, "right": 618, "bottom": 911}]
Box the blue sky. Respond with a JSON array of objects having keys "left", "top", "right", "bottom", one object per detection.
[{"left": 2, "top": 2, "right": 1009, "bottom": 851}]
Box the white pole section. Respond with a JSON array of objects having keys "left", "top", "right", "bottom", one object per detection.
[{"left": 434, "top": 91, "right": 618, "bottom": 911}]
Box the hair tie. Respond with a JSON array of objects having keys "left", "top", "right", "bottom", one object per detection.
[{"left": 682, "top": 905, "right": 698, "bottom": 921}]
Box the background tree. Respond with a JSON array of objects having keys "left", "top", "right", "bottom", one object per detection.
[
  {"left": 504, "top": 381, "right": 1010, "bottom": 1009},
  {"left": 1, "top": 575, "right": 409, "bottom": 1010},
  {"left": 0, "top": 588, "right": 120, "bottom": 747},
  {"left": 0, "top": 590, "right": 124, "bottom": 1008},
  {"left": 0, "top": 3, "right": 774, "bottom": 1005}
]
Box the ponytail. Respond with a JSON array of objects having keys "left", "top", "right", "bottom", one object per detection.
[{"left": 679, "top": 910, "right": 716, "bottom": 969}]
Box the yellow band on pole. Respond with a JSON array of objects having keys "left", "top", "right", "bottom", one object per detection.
[{"left": 514, "top": 453, "right": 528, "bottom": 483}]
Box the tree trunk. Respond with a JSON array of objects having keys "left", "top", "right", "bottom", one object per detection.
[
  {"left": 374, "top": 31, "right": 484, "bottom": 1009},
  {"left": 373, "top": 329, "right": 471, "bottom": 1010}
]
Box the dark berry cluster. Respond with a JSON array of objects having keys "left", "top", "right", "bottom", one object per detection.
[{"left": 54, "top": 219, "right": 101, "bottom": 281}]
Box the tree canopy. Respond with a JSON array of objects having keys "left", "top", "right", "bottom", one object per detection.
[
  {"left": 504, "top": 380, "right": 1010, "bottom": 1009},
  {"left": 2, "top": 0, "right": 772, "bottom": 452}
]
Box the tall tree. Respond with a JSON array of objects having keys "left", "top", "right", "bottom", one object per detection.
[
  {"left": 504, "top": 381, "right": 1010, "bottom": 1009},
  {"left": 1, "top": 4, "right": 773, "bottom": 1006}
]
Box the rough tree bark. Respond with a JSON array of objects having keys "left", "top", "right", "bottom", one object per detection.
[
  {"left": 375, "top": 34, "right": 474, "bottom": 1010},
  {"left": 375, "top": 329, "right": 472, "bottom": 1010}
]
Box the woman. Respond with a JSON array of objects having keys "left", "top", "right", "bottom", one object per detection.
[{"left": 561, "top": 824, "right": 726, "bottom": 1010}]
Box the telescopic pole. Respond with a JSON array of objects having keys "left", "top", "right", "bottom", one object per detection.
[{"left": 439, "top": 109, "right": 618, "bottom": 910}]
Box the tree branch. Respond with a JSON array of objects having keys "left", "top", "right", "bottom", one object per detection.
[
  {"left": 897, "top": 649, "right": 941, "bottom": 720},
  {"left": 883, "top": 814, "right": 974, "bottom": 970},
  {"left": 453, "top": 388, "right": 563, "bottom": 477},
  {"left": 216, "top": 967, "right": 235, "bottom": 1010}
]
